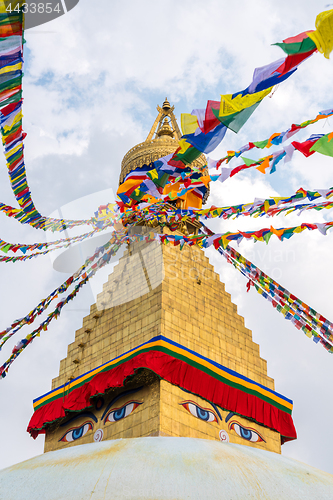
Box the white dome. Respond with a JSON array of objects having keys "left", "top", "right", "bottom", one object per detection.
[{"left": 1, "top": 437, "right": 333, "bottom": 499}]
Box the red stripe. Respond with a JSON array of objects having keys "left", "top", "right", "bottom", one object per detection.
[
  {"left": 275, "top": 49, "right": 317, "bottom": 76},
  {"left": 27, "top": 350, "right": 297, "bottom": 442}
]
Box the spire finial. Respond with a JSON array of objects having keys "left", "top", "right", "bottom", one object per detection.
[{"left": 162, "top": 98, "right": 171, "bottom": 110}]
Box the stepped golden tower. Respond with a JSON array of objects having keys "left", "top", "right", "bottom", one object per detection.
[
  {"left": 36, "top": 100, "right": 283, "bottom": 454},
  {"left": 2, "top": 100, "right": 333, "bottom": 500}
]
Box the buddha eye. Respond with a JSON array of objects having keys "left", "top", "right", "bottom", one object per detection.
[
  {"left": 228, "top": 421, "right": 265, "bottom": 443},
  {"left": 104, "top": 401, "right": 142, "bottom": 424},
  {"left": 180, "top": 401, "right": 218, "bottom": 423},
  {"left": 59, "top": 421, "right": 93, "bottom": 442}
]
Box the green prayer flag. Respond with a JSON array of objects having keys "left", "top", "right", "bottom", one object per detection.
[
  {"left": 241, "top": 156, "right": 257, "bottom": 166},
  {"left": 253, "top": 139, "right": 269, "bottom": 149},
  {"left": 176, "top": 146, "right": 201, "bottom": 165},
  {"left": 310, "top": 134, "right": 333, "bottom": 157},
  {"left": 212, "top": 101, "right": 261, "bottom": 133},
  {"left": 263, "top": 232, "right": 273, "bottom": 244},
  {"left": 1, "top": 244, "right": 11, "bottom": 253},
  {"left": 273, "top": 37, "right": 316, "bottom": 55}
]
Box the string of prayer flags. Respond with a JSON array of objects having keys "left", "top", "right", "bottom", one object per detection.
[
  {"left": 148, "top": 220, "right": 333, "bottom": 250},
  {"left": 91, "top": 203, "right": 120, "bottom": 229},
  {"left": 120, "top": 186, "right": 333, "bottom": 229},
  {"left": 212, "top": 132, "right": 333, "bottom": 183},
  {"left": 0, "top": 201, "right": 93, "bottom": 231},
  {"left": 214, "top": 108, "right": 333, "bottom": 166},
  {"left": 0, "top": 7, "right": 43, "bottom": 226},
  {"left": 217, "top": 244, "right": 333, "bottom": 352},
  {"left": 0, "top": 229, "right": 129, "bottom": 376},
  {"left": 205, "top": 221, "right": 333, "bottom": 249},
  {"left": 0, "top": 229, "right": 127, "bottom": 350},
  {"left": 0, "top": 229, "right": 99, "bottom": 256},
  {"left": 0, "top": 7, "right": 99, "bottom": 232},
  {"left": 117, "top": 9, "right": 333, "bottom": 210}
]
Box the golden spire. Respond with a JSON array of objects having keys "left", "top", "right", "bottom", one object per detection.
[
  {"left": 162, "top": 97, "right": 171, "bottom": 110},
  {"left": 119, "top": 99, "right": 208, "bottom": 206},
  {"left": 156, "top": 117, "right": 174, "bottom": 138}
]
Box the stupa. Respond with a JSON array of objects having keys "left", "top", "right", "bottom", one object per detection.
[{"left": 1, "top": 100, "right": 333, "bottom": 499}]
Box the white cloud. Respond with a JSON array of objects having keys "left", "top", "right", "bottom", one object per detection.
[{"left": 0, "top": 0, "right": 333, "bottom": 477}]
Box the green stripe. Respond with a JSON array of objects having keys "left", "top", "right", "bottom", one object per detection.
[
  {"left": 34, "top": 345, "right": 291, "bottom": 414},
  {"left": 213, "top": 102, "right": 261, "bottom": 133},
  {"left": 0, "top": 91, "right": 22, "bottom": 108},
  {"left": 154, "top": 346, "right": 291, "bottom": 413},
  {"left": 0, "top": 75, "right": 21, "bottom": 93},
  {"left": 7, "top": 150, "right": 22, "bottom": 166},
  {"left": 273, "top": 38, "right": 316, "bottom": 55},
  {"left": 2, "top": 120, "right": 21, "bottom": 137},
  {"left": 176, "top": 146, "right": 201, "bottom": 165}
]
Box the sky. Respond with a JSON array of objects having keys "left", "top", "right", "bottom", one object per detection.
[{"left": 0, "top": 0, "right": 333, "bottom": 475}]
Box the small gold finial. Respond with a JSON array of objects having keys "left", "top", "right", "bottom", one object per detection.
[
  {"left": 157, "top": 117, "right": 173, "bottom": 138},
  {"left": 162, "top": 98, "right": 171, "bottom": 110}
]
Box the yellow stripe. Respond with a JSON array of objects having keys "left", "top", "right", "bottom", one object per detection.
[
  {"left": 5, "top": 141, "right": 22, "bottom": 158},
  {"left": 33, "top": 339, "right": 292, "bottom": 410},
  {"left": 155, "top": 340, "right": 292, "bottom": 410},
  {"left": 0, "top": 62, "right": 22, "bottom": 75},
  {"left": 219, "top": 88, "right": 272, "bottom": 117},
  {"left": 3, "top": 112, "right": 22, "bottom": 135},
  {"left": 178, "top": 138, "right": 192, "bottom": 155}
]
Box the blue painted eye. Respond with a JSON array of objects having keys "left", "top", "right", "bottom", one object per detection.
[
  {"left": 240, "top": 427, "right": 252, "bottom": 439},
  {"left": 197, "top": 407, "right": 210, "bottom": 421},
  {"left": 59, "top": 421, "right": 93, "bottom": 442},
  {"left": 104, "top": 401, "right": 142, "bottom": 423},
  {"left": 229, "top": 421, "right": 265, "bottom": 443},
  {"left": 113, "top": 407, "right": 126, "bottom": 421},
  {"left": 181, "top": 401, "right": 218, "bottom": 422}
]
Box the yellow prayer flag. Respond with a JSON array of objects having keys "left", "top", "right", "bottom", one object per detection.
[
  {"left": 3, "top": 111, "right": 23, "bottom": 135},
  {"left": 293, "top": 226, "right": 305, "bottom": 234},
  {"left": 219, "top": 88, "right": 272, "bottom": 117},
  {"left": 148, "top": 169, "right": 159, "bottom": 181},
  {"left": 178, "top": 138, "right": 192, "bottom": 155},
  {"left": 4, "top": 141, "right": 22, "bottom": 159},
  {"left": 307, "top": 9, "right": 333, "bottom": 59},
  {"left": 0, "top": 63, "right": 22, "bottom": 76},
  {"left": 181, "top": 114, "right": 199, "bottom": 135}
]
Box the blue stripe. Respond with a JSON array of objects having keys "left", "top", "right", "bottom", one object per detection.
[{"left": 34, "top": 335, "right": 293, "bottom": 406}]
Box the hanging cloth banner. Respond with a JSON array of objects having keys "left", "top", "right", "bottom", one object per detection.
[{"left": 27, "top": 335, "right": 297, "bottom": 442}]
